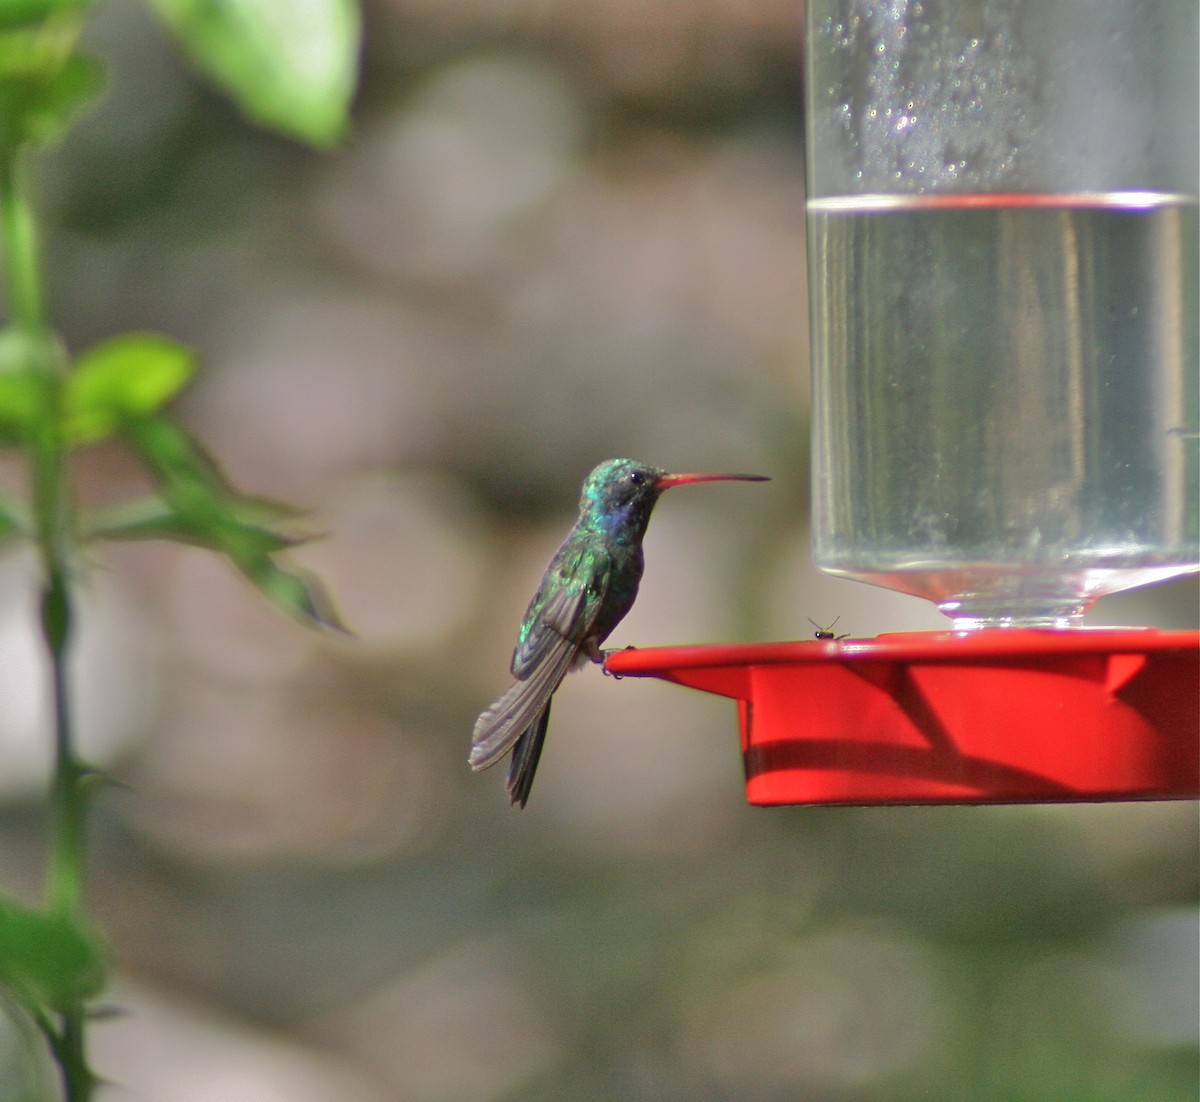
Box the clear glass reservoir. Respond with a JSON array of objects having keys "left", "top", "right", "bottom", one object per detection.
[{"left": 805, "top": 1, "right": 1199, "bottom": 629}]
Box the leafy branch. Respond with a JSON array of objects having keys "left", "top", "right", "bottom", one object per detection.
[{"left": 0, "top": 1, "right": 360, "bottom": 1098}]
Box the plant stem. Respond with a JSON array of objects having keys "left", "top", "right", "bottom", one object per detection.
[
  {"left": 0, "top": 151, "right": 45, "bottom": 333},
  {"left": 0, "top": 147, "right": 91, "bottom": 1101},
  {"left": 44, "top": 574, "right": 81, "bottom": 919}
]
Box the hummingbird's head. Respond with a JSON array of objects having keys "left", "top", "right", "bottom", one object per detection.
[
  {"left": 580, "top": 459, "right": 667, "bottom": 534},
  {"left": 580, "top": 458, "right": 769, "bottom": 540}
]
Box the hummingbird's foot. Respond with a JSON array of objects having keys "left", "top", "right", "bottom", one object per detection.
[{"left": 600, "top": 645, "right": 636, "bottom": 679}]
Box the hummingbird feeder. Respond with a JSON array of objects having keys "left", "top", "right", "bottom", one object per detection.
[
  {"left": 608, "top": 0, "right": 1200, "bottom": 807},
  {"left": 606, "top": 631, "right": 1199, "bottom": 805}
]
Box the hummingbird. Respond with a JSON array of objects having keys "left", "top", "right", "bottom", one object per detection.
[{"left": 469, "top": 457, "right": 769, "bottom": 807}]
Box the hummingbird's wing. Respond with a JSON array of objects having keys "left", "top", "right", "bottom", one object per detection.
[
  {"left": 469, "top": 546, "right": 611, "bottom": 773},
  {"left": 509, "top": 545, "right": 607, "bottom": 681}
]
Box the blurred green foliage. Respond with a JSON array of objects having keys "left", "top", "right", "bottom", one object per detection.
[
  {"left": 146, "top": 0, "right": 359, "bottom": 145},
  {"left": 0, "top": 0, "right": 359, "bottom": 1096}
]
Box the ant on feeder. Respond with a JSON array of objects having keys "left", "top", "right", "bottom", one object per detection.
[{"left": 809, "top": 616, "right": 849, "bottom": 641}]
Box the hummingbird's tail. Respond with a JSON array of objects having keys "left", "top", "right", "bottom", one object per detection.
[
  {"left": 506, "top": 701, "right": 551, "bottom": 809},
  {"left": 469, "top": 643, "right": 577, "bottom": 806}
]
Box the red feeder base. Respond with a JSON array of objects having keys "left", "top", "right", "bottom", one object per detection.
[{"left": 603, "top": 629, "right": 1199, "bottom": 806}]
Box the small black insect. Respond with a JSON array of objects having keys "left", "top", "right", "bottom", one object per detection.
[{"left": 809, "top": 616, "right": 849, "bottom": 641}]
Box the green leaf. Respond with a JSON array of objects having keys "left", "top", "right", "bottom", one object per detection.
[
  {"left": 20, "top": 51, "right": 102, "bottom": 146},
  {"left": 0, "top": 493, "right": 27, "bottom": 543},
  {"left": 0, "top": 1, "right": 94, "bottom": 31},
  {"left": 85, "top": 495, "right": 300, "bottom": 549},
  {"left": 0, "top": 33, "right": 105, "bottom": 149},
  {"left": 0, "top": 369, "right": 40, "bottom": 443},
  {"left": 65, "top": 333, "right": 195, "bottom": 443},
  {"left": 145, "top": 0, "right": 360, "bottom": 146},
  {"left": 0, "top": 897, "right": 104, "bottom": 1012},
  {"left": 240, "top": 556, "right": 344, "bottom": 629},
  {"left": 119, "top": 414, "right": 346, "bottom": 629},
  {"left": 0, "top": 328, "right": 59, "bottom": 444}
]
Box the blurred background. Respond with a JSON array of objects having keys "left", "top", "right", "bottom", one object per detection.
[{"left": 0, "top": 0, "right": 1196, "bottom": 1098}]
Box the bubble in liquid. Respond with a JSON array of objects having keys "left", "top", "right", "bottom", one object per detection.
[{"left": 814, "top": 0, "right": 1035, "bottom": 193}]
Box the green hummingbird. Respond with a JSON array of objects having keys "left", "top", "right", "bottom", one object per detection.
[{"left": 469, "top": 457, "right": 769, "bottom": 807}]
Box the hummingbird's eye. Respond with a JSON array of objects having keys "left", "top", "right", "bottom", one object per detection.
[{"left": 628, "top": 470, "right": 645, "bottom": 486}]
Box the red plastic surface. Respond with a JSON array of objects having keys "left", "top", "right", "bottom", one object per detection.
[{"left": 604, "top": 630, "right": 1200, "bottom": 806}]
